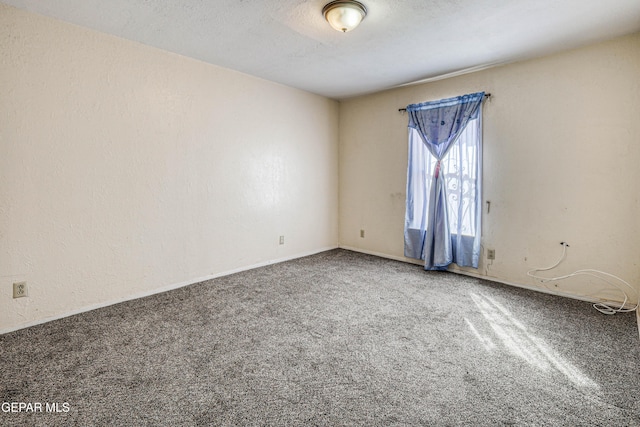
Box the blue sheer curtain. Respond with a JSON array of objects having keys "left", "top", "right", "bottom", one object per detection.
[{"left": 404, "top": 92, "right": 484, "bottom": 270}]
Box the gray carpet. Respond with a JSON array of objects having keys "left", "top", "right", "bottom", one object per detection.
[{"left": 1, "top": 249, "right": 639, "bottom": 426}]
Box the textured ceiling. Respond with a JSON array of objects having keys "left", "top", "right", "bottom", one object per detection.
[{"left": 3, "top": 0, "right": 640, "bottom": 99}]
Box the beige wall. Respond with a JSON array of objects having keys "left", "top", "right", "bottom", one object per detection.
[
  {"left": 339, "top": 33, "right": 640, "bottom": 305},
  {"left": 0, "top": 5, "right": 339, "bottom": 332}
]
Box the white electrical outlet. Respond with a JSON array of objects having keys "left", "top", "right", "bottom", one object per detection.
[
  {"left": 487, "top": 249, "right": 496, "bottom": 260},
  {"left": 279, "top": 236, "right": 285, "bottom": 245},
  {"left": 13, "top": 281, "right": 28, "bottom": 298}
]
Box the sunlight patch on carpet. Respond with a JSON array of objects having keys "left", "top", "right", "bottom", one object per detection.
[{"left": 470, "top": 292, "right": 599, "bottom": 389}]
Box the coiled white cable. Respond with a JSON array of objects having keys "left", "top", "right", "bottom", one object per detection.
[{"left": 526, "top": 243, "right": 639, "bottom": 315}]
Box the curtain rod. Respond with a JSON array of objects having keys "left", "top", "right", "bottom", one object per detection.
[{"left": 398, "top": 93, "right": 491, "bottom": 112}]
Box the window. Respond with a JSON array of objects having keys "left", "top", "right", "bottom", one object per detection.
[{"left": 404, "top": 92, "right": 484, "bottom": 269}]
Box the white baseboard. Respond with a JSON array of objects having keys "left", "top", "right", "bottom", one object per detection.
[
  {"left": 6, "top": 245, "right": 638, "bottom": 339},
  {"left": 338, "top": 245, "right": 424, "bottom": 266},
  {"left": 1, "top": 246, "right": 338, "bottom": 335},
  {"left": 339, "top": 246, "right": 637, "bottom": 310},
  {"left": 449, "top": 266, "right": 639, "bottom": 310}
]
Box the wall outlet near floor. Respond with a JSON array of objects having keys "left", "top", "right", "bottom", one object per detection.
[
  {"left": 279, "top": 236, "right": 285, "bottom": 245},
  {"left": 487, "top": 249, "right": 496, "bottom": 260},
  {"left": 360, "top": 229, "right": 365, "bottom": 238},
  {"left": 13, "top": 281, "right": 28, "bottom": 298}
]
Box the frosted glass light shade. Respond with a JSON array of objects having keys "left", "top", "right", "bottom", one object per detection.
[{"left": 322, "top": 1, "right": 367, "bottom": 33}]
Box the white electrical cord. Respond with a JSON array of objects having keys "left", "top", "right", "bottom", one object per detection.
[{"left": 527, "top": 243, "right": 639, "bottom": 315}]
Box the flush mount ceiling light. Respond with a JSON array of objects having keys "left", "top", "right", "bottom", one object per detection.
[{"left": 322, "top": 0, "right": 367, "bottom": 33}]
